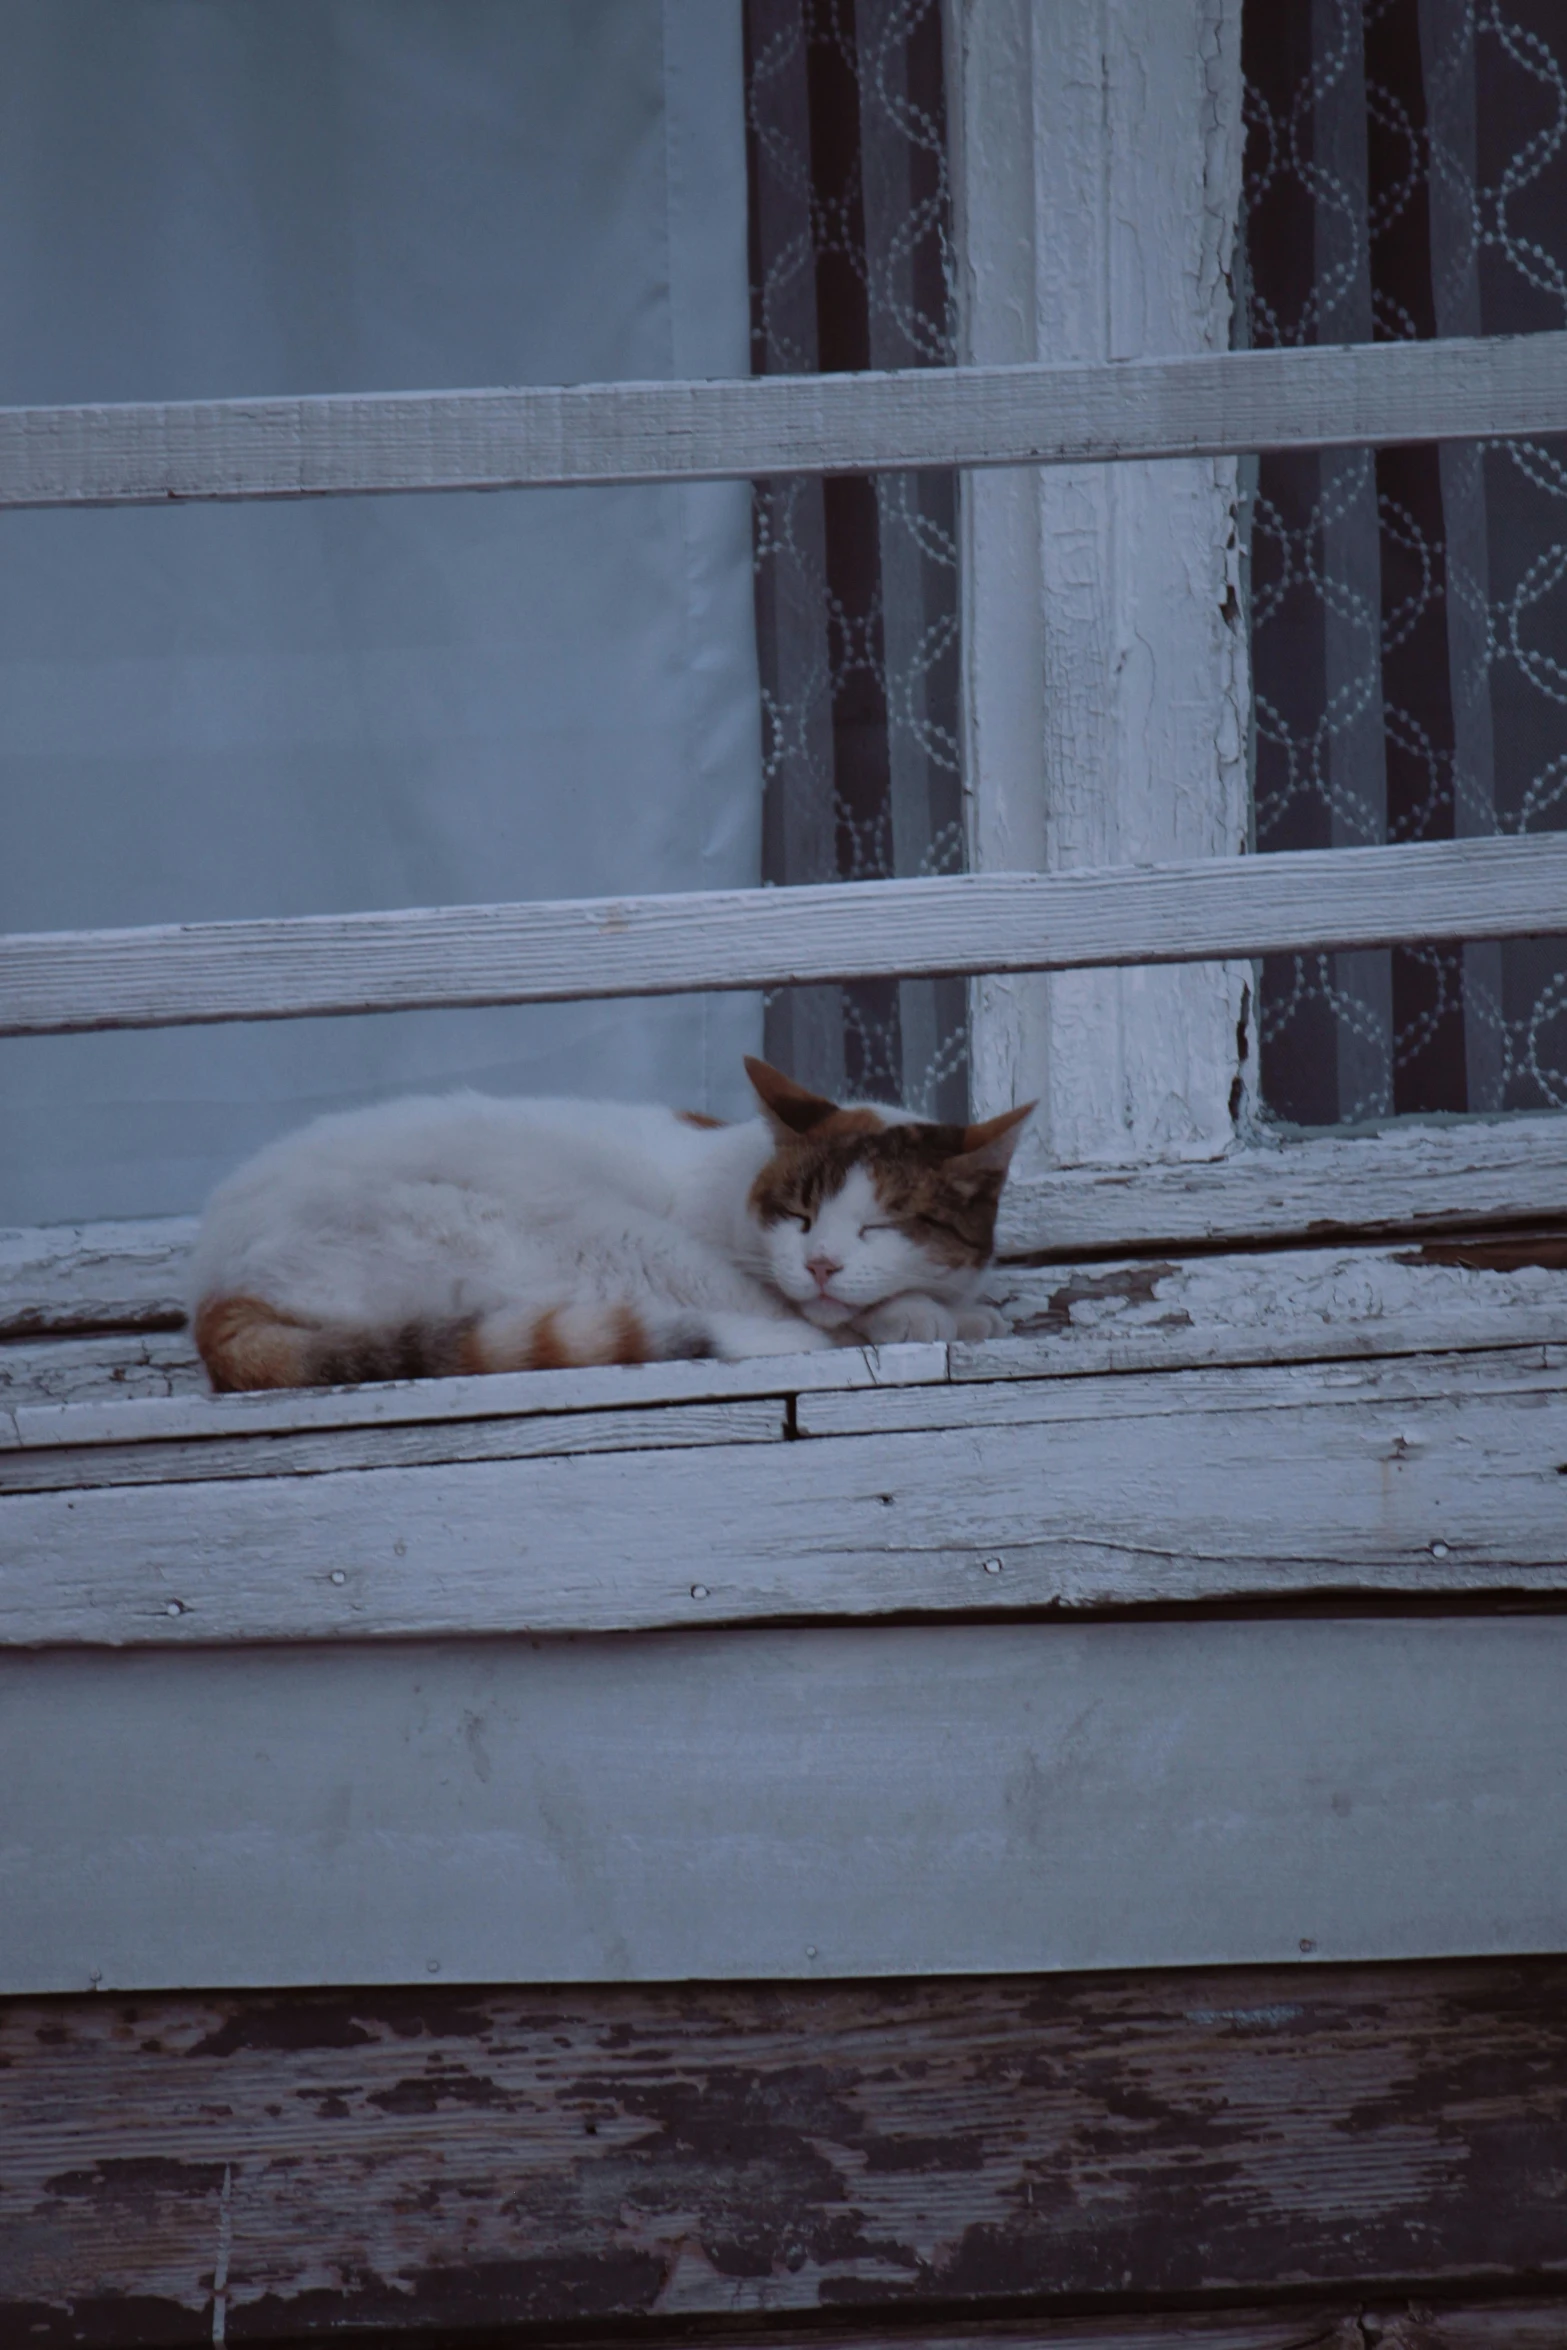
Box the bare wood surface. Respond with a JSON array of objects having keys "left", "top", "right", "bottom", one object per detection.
[
  {"left": 5, "top": 1348, "right": 1565, "bottom": 1644},
  {"left": 4, "top": 837, "right": 1566, "bottom": 1038},
  {"left": 5, "top": 1960, "right": 1567, "bottom": 2340},
  {"left": 2, "top": 329, "right": 1564, "bottom": 510}
]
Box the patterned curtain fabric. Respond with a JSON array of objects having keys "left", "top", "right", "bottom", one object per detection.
[
  {"left": 745, "top": 0, "right": 968, "bottom": 1119},
  {"left": 1243, "top": 0, "right": 1567, "bottom": 1126}
]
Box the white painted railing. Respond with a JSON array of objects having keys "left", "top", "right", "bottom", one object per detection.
[
  {"left": 1, "top": 331, "right": 1564, "bottom": 507},
  {"left": 4, "top": 337, "right": 1565, "bottom": 1052},
  {"left": 2, "top": 837, "right": 1565, "bottom": 1037}
]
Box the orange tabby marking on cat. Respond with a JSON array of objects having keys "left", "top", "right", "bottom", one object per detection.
[{"left": 193, "top": 1293, "right": 312, "bottom": 1392}]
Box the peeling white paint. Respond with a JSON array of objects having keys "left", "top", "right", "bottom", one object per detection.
[{"left": 953, "top": 0, "right": 1252, "bottom": 1169}]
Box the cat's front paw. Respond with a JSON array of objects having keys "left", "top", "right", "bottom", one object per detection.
[
  {"left": 856, "top": 1293, "right": 961, "bottom": 1345},
  {"left": 706, "top": 1312, "right": 837, "bottom": 1359},
  {"left": 953, "top": 1304, "right": 1012, "bottom": 1341}
]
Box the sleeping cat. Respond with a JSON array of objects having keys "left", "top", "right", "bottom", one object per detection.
[{"left": 189, "top": 1057, "right": 1033, "bottom": 1391}]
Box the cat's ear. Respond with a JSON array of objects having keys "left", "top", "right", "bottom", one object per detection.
[
  {"left": 947, "top": 1101, "right": 1035, "bottom": 1177},
  {"left": 744, "top": 1056, "right": 841, "bottom": 1139}
]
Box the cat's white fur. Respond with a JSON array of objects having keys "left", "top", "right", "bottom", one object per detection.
[{"left": 189, "top": 1088, "right": 1005, "bottom": 1364}]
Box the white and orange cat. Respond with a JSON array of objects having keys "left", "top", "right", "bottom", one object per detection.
[{"left": 189, "top": 1057, "right": 1032, "bottom": 1391}]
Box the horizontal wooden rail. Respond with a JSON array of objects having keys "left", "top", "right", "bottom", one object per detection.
[
  {"left": 3, "top": 834, "right": 1565, "bottom": 1037},
  {"left": 2, "top": 332, "right": 1565, "bottom": 508}
]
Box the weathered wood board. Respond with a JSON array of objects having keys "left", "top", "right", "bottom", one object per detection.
[
  {"left": 6, "top": 1960, "right": 1567, "bottom": 2342},
  {"left": 997, "top": 1118, "right": 1567, "bottom": 1255},
  {"left": 1, "top": 1337, "right": 946, "bottom": 1453},
  {"left": 6, "top": 1349, "right": 1565, "bottom": 1644},
  {"left": 1, "top": 1396, "right": 787, "bottom": 1492},
  {"left": 3, "top": 326, "right": 1564, "bottom": 509},
  {"left": 4, "top": 1618, "right": 1566, "bottom": 1993},
  {"left": 6, "top": 838, "right": 1563, "bottom": 1040}
]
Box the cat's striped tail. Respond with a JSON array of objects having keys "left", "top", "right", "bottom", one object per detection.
[{"left": 192, "top": 1293, "right": 716, "bottom": 1393}]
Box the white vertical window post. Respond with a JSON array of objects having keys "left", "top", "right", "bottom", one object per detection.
[{"left": 950, "top": 0, "right": 1254, "bottom": 1176}]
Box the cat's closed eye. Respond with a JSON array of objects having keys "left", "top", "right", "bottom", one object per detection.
[{"left": 914, "top": 1215, "right": 967, "bottom": 1243}]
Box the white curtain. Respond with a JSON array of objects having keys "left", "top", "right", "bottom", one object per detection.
[{"left": 0, "top": 0, "right": 762, "bottom": 1225}]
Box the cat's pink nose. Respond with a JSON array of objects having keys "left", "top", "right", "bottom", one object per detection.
[{"left": 806, "top": 1253, "right": 842, "bottom": 1292}]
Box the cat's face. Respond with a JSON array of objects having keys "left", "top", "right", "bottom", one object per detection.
[{"left": 743, "top": 1058, "right": 1033, "bottom": 1328}]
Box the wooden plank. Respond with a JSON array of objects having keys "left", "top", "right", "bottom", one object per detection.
[
  {"left": 2, "top": 330, "right": 1564, "bottom": 510},
  {"left": 794, "top": 1343, "right": 1556, "bottom": 1437},
  {"left": 954, "top": 1314, "right": 1566, "bottom": 1383},
  {"left": 5, "top": 1619, "right": 1567, "bottom": 1992},
  {"left": 8, "top": 1962, "right": 1566, "bottom": 2346},
  {"left": 0, "top": 1214, "right": 196, "bottom": 1334},
  {"left": 986, "top": 1236, "right": 1567, "bottom": 1360},
  {"left": 5, "top": 1349, "right": 1565, "bottom": 1645},
  {"left": 3, "top": 1340, "right": 943, "bottom": 1454},
  {"left": 5, "top": 837, "right": 1566, "bottom": 1038},
  {"left": 0, "top": 1328, "right": 204, "bottom": 1408},
  {"left": 0, "top": 1396, "right": 786, "bottom": 1492},
  {"left": 998, "top": 1114, "right": 1567, "bottom": 1256}
]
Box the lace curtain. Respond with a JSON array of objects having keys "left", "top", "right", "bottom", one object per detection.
[
  {"left": 745, "top": 0, "right": 967, "bottom": 1120},
  {"left": 1242, "top": 0, "right": 1567, "bottom": 1126}
]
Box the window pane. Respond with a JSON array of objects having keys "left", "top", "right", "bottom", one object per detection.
[{"left": 0, "top": 1, "right": 763, "bottom": 1224}]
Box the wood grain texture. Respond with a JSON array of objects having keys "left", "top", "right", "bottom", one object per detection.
[
  {"left": 0, "top": 1396, "right": 786, "bottom": 1492},
  {"left": 0, "top": 1328, "right": 204, "bottom": 1408},
  {"left": 3, "top": 1340, "right": 945, "bottom": 1454},
  {"left": 5, "top": 1348, "right": 1565, "bottom": 1645},
  {"left": 1, "top": 330, "right": 1564, "bottom": 509},
  {"left": 0, "top": 1214, "right": 196, "bottom": 1334},
  {"left": 4, "top": 837, "right": 1566, "bottom": 1038},
  {"left": 5, "top": 1961, "right": 1567, "bottom": 2339}
]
